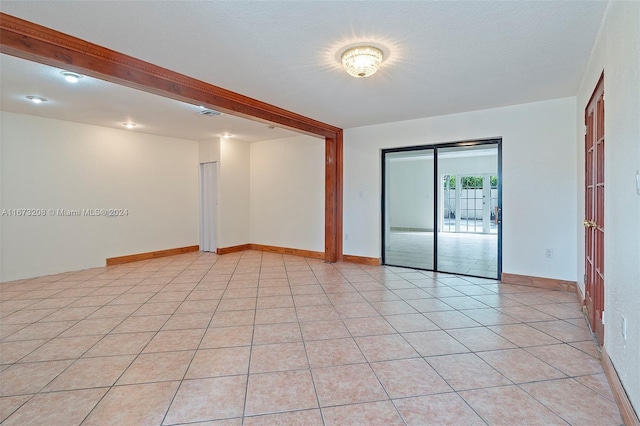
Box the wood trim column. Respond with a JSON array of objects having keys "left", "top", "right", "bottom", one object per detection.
[
  {"left": 325, "top": 132, "right": 343, "bottom": 263},
  {"left": 0, "top": 12, "right": 345, "bottom": 263}
]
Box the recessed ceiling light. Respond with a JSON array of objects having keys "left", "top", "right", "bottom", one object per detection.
[
  {"left": 60, "top": 71, "right": 83, "bottom": 83},
  {"left": 122, "top": 122, "right": 137, "bottom": 129},
  {"left": 26, "top": 95, "right": 47, "bottom": 104}
]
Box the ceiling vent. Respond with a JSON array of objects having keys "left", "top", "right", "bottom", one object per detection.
[{"left": 198, "top": 109, "right": 222, "bottom": 116}]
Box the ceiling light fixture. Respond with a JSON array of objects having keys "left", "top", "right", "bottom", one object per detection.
[
  {"left": 26, "top": 95, "right": 47, "bottom": 104},
  {"left": 220, "top": 133, "right": 232, "bottom": 139},
  {"left": 60, "top": 71, "right": 83, "bottom": 83},
  {"left": 341, "top": 46, "right": 383, "bottom": 78},
  {"left": 122, "top": 122, "right": 137, "bottom": 129}
]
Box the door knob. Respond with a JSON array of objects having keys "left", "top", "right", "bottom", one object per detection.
[{"left": 583, "top": 220, "right": 597, "bottom": 228}]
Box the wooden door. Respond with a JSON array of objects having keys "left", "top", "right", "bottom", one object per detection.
[{"left": 584, "top": 75, "right": 604, "bottom": 345}]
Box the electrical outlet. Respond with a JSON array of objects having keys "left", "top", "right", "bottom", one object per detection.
[
  {"left": 545, "top": 249, "right": 553, "bottom": 258},
  {"left": 621, "top": 315, "right": 627, "bottom": 341}
]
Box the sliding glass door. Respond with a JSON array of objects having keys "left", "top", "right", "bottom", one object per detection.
[
  {"left": 382, "top": 140, "right": 501, "bottom": 279},
  {"left": 383, "top": 148, "right": 435, "bottom": 270}
]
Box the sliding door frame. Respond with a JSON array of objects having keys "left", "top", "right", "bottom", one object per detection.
[{"left": 381, "top": 138, "right": 502, "bottom": 279}]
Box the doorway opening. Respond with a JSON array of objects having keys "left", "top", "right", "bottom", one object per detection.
[
  {"left": 382, "top": 139, "right": 502, "bottom": 279},
  {"left": 200, "top": 162, "right": 218, "bottom": 253}
]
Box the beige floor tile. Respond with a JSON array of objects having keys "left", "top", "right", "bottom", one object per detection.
[
  {"left": 488, "top": 323, "right": 562, "bottom": 347},
  {"left": 446, "top": 327, "right": 516, "bottom": 352},
  {"left": 525, "top": 344, "right": 604, "bottom": 376},
  {"left": 477, "top": 348, "right": 566, "bottom": 384},
  {"left": 574, "top": 373, "right": 615, "bottom": 401},
  {"left": 393, "top": 393, "right": 486, "bottom": 425},
  {"left": 83, "top": 332, "right": 155, "bottom": 357},
  {"left": 112, "top": 315, "right": 170, "bottom": 333},
  {"left": 83, "top": 381, "right": 179, "bottom": 425},
  {"left": 0, "top": 395, "right": 31, "bottom": 423},
  {"left": 497, "top": 305, "right": 556, "bottom": 322},
  {"left": 322, "top": 400, "right": 404, "bottom": 426},
  {"left": 407, "top": 298, "right": 456, "bottom": 313},
  {"left": 254, "top": 307, "right": 297, "bottom": 325},
  {"left": 0, "top": 339, "right": 48, "bottom": 364},
  {"left": 87, "top": 303, "right": 141, "bottom": 319},
  {"left": 295, "top": 305, "right": 341, "bottom": 322},
  {"left": 245, "top": 370, "right": 318, "bottom": 416},
  {"left": 117, "top": 350, "right": 194, "bottom": 385},
  {"left": 2, "top": 320, "right": 77, "bottom": 342},
  {"left": 384, "top": 313, "right": 440, "bottom": 332},
  {"left": 521, "top": 378, "right": 622, "bottom": 425},
  {"left": 186, "top": 347, "right": 251, "bottom": 379},
  {"left": 200, "top": 326, "right": 254, "bottom": 348},
  {"left": 312, "top": 363, "right": 387, "bottom": 407},
  {"left": 162, "top": 312, "right": 213, "bottom": 330},
  {"left": 164, "top": 376, "right": 247, "bottom": 424},
  {"left": 460, "top": 385, "right": 567, "bottom": 425},
  {"left": 305, "top": 338, "right": 366, "bottom": 368},
  {"left": 249, "top": 342, "right": 308, "bottom": 373},
  {"left": 300, "top": 320, "right": 351, "bottom": 341},
  {"left": 371, "top": 358, "right": 451, "bottom": 398},
  {"left": 143, "top": 329, "right": 205, "bottom": 353},
  {"left": 256, "top": 295, "right": 294, "bottom": 309},
  {"left": 333, "top": 302, "right": 379, "bottom": 319},
  {"left": 131, "top": 301, "right": 181, "bottom": 316},
  {"left": 426, "top": 353, "right": 511, "bottom": 391},
  {"left": 529, "top": 320, "right": 595, "bottom": 343},
  {"left": 45, "top": 355, "right": 135, "bottom": 391},
  {"left": 0, "top": 360, "right": 73, "bottom": 396},
  {"left": 216, "top": 298, "right": 256, "bottom": 312},
  {"left": 59, "top": 317, "right": 123, "bottom": 337},
  {"left": 21, "top": 335, "right": 102, "bottom": 362},
  {"left": 424, "top": 310, "right": 482, "bottom": 329},
  {"left": 243, "top": 409, "right": 323, "bottom": 426},
  {"left": 402, "top": 330, "right": 469, "bottom": 357},
  {"left": 460, "top": 307, "right": 520, "bottom": 326},
  {"left": 343, "top": 316, "right": 396, "bottom": 337},
  {"left": 355, "top": 334, "right": 419, "bottom": 362},
  {"left": 210, "top": 310, "right": 255, "bottom": 327},
  {"left": 252, "top": 323, "right": 302, "bottom": 345},
  {"left": 2, "top": 388, "right": 107, "bottom": 426},
  {"left": 568, "top": 340, "right": 600, "bottom": 358}
]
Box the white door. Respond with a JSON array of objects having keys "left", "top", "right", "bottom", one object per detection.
[{"left": 200, "top": 162, "right": 218, "bottom": 252}]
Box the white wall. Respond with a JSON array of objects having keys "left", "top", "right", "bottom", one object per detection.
[
  {"left": 388, "top": 158, "right": 434, "bottom": 230},
  {"left": 576, "top": 1, "right": 640, "bottom": 412},
  {"left": 1, "top": 112, "right": 199, "bottom": 281},
  {"left": 217, "top": 138, "right": 250, "bottom": 248},
  {"left": 199, "top": 138, "right": 220, "bottom": 163},
  {"left": 388, "top": 153, "right": 498, "bottom": 230},
  {"left": 250, "top": 135, "right": 324, "bottom": 252},
  {"left": 344, "top": 97, "right": 577, "bottom": 281}
]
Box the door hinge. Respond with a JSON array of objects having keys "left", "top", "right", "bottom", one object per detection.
[
  {"left": 584, "top": 125, "right": 588, "bottom": 135},
  {"left": 583, "top": 274, "right": 586, "bottom": 283},
  {"left": 602, "top": 310, "right": 605, "bottom": 324}
]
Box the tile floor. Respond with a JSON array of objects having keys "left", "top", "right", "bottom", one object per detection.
[
  {"left": 385, "top": 231, "right": 498, "bottom": 278},
  {"left": 0, "top": 250, "right": 623, "bottom": 425}
]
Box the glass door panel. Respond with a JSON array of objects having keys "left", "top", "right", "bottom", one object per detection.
[
  {"left": 383, "top": 149, "right": 435, "bottom": 270},
  {"left": 436, "top": 145, "right": 499, "bottom": 278}
]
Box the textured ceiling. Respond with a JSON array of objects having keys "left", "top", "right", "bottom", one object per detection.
[{"left": 0, "top": 1, "right": 607, "bottom": 136}]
